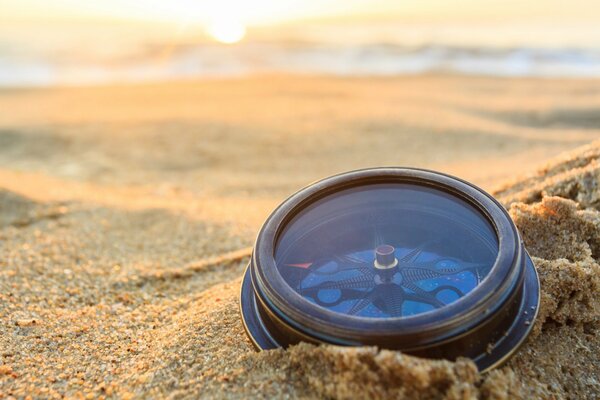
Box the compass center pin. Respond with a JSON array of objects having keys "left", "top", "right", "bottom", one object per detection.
[{"left": 374, "top": 244, "right": 398, "bottom": 269}]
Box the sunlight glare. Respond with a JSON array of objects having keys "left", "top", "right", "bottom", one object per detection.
[{"left": 207, "top": 17, "right": 246, "bottom": 44}]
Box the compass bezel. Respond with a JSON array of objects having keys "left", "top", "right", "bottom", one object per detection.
[{"left": 240, "top": 168, "right": 539, "bottom": 371}]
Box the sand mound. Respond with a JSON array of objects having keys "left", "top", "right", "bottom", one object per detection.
[
  {"left": 495, "top": 140, "right": 600, "bottom": 209},
  {"left": 2, "top": 141, "right": 599, "bottom": 399}
]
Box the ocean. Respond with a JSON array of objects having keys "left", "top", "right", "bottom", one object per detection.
[{"left": 1, "top": 20, "right": 599, "bottom": 86}]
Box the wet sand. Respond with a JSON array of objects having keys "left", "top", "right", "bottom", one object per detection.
[{"left": 0, "top": 75, "right": 599, "bottom": 399}]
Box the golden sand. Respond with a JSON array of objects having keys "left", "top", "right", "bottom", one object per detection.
[{"left": 0, "top": 76, "right": 599, "bottom": 399}]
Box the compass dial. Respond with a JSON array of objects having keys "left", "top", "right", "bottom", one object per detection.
[{"left": 275, "top": 184, "right": 498, "bottom": 318}]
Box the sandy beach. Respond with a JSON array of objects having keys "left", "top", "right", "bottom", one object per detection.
[{"left": 0, "top": 75, "right": 599, "bottom": 399}]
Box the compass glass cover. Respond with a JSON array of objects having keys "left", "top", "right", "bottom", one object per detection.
[{"left": 274, "top": 183, "right": 499, "bottom": 318}]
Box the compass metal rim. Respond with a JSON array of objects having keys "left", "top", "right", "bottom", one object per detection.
[{"left": 240, "top": 167, "right": 541, "bottom": 372}]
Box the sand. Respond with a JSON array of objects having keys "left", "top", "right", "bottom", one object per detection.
[{"left": 0, "top": 75, "right": 599, "bottom": 399}]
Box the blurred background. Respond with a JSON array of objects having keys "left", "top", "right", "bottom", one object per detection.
[
  {"left": 2, "top": 0, "right": 600, "bottom": 85},
  {"left": 1, "top": 0, "right": 599, "bottom": 227}
]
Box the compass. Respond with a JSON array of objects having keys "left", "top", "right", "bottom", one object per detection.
[{"left": 240, "top": 168, "right": 539, "bottom": 372}]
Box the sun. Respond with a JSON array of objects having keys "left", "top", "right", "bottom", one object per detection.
[{"left": 207, "top": 17, "right": 246, "bottom": 44}]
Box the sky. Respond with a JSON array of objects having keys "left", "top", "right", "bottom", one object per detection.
[
  {"left": 2, "top": 0, "right": 600, "bottom": 26},
  {"left": 3, "top": 0, "right": 600, "bottom": 48}
]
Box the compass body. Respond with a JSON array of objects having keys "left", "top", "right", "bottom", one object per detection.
[{"left": 240, "top": 168, "right": 539, "bottom": 372}]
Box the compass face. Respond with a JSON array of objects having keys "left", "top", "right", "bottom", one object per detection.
[{"left": 274, "top": 183, "right": 499, "bottom": 318}]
